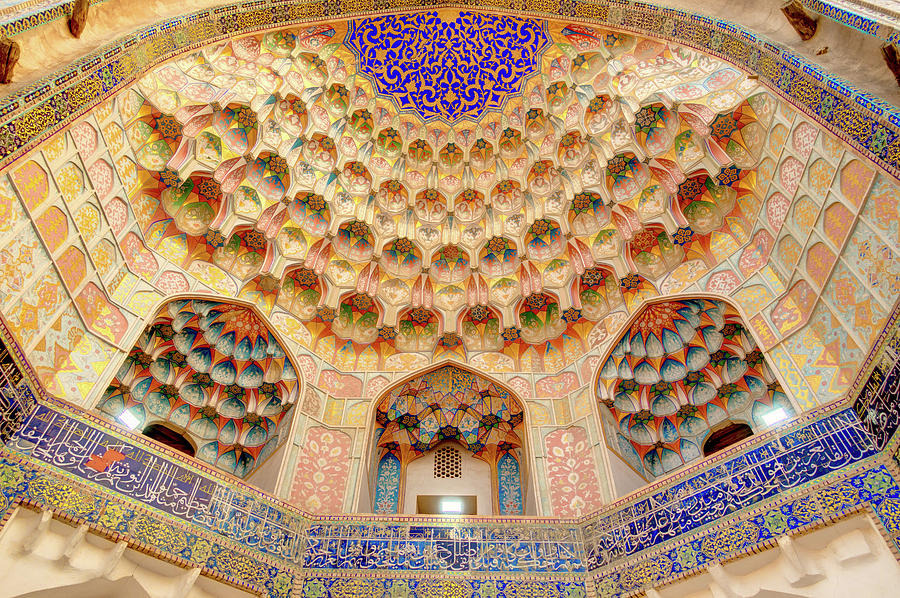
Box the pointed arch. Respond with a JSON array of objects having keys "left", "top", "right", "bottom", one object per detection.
[
  {"left": 361, "top": 362, "right": 531, "bottom": 515},
  {"left": 593, "top": 295, "right": 794, "bottom": 479}
]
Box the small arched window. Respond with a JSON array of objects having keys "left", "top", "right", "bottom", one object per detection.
[
  {"left": 703, "top": 422, "right": 753, "bottom": 456},
  {"left": 143, "top": 423, "right": 195, "bottom": 457}
]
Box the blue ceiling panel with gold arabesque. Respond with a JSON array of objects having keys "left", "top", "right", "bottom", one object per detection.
[{"left": 345, "top": 11, "right": 550, "bottom": 122}]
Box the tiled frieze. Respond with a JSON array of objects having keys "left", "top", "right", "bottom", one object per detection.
[
  {"left": 2, "top": 396, "right": 897, "bottom": 597},
  {"left": 582, "top": 405, "right": 878, "bottom": 570},
  {"left": 851, "top": 297, "right": 900, "bottom": 452},
  {"left": 0, "top": 334, "right": 36, "bottom": 444},
  {"left": 589, "top": 463, "right": 900, "bottom": 596},
  {"left": 303, "top": 521, "right": 584, "bottom": 572},
  {"left": 0, "top": 454, "right": 297, "bottom": 598},
  {"left": 9, "top": 404, "right": 307, "bottom": 562}
]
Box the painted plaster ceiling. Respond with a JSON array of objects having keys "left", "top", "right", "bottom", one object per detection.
[
  {"left": 123, "top": 10, "right": 777, "bottom": 373},
  {"left": 375, "top": 364, "right": 524, "bottom": 458}
]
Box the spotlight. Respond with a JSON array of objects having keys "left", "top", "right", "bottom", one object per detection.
[
  {"left": 117, "top": 410, "right": 140, "bottom": 430},
  {"left": 761, "top": 407, "right": 788, "bottom": 427},
  {"left": 440, "top": 498, "right": 462, "bottom": 514}
]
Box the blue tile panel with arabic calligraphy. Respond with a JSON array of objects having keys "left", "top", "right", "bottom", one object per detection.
[
  {"left": 303, "top": 522, "right": 584, "bottom": 572},
  {"left": 590, "top": 464, "right": 900, "bottom": 596},
  {"left": 582, "top": 407, "right": 877, "bottom": 569},
  {"left": 852, "top": 308, "right": 900, "bottom": 451},
  {"left": 299, "top": 577, "right": 586, "bottom": 596},
  {"left": 8, "top": 405, "right": 304, "bottom": 563},
  {"left": 345, "top": 11, "right": 549, "bottom": 122},
  {"left": 7, "top": 404, "right": 585, "bottom": 574},
  {"left": 0, "top": 455, "right": 296, "bottom": 598},
  {"left": 14, "top": 404, "right": 216, "bottom": 518},
  {"left": 1, "top": 393, "right": 884, "bottom": 577}
]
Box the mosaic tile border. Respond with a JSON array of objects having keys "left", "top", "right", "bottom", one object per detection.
[
  {"left": 801, "top": 0, "right": 900, "bottom": 41},
  {"left": 576, "top": 399, "right": 855, "bottom": 522},
  {"left": 0, "top": 0, "right": 898, "bottom": 184},
  {"left": 0, "top": 453, "right": 296, "bottom": 598},
  {"left": 589, "top": 462, "right": 900, "bottom": 597},
  {"left": 1, "top": 448, "right": 897, "bottom": 598},
  {"left": 581, "top": 407, "right": 878, "bottom": 569}
]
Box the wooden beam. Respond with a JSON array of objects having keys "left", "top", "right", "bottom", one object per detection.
[
  {"left": 781, "top": 0, "right": 818, "bottom": 41},
  {"left": 0, "top": 37, "right": 20, "bottom": 84},
  {"left": 68, "top": 0, "right": 89, "bottom": 39},
  {"left": 882, "top": 43, "right": 900, "bottom": 88}
]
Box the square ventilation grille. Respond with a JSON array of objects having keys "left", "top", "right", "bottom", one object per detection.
[{"left": 433, "top": 445, "right": 462, "bottom": 478}]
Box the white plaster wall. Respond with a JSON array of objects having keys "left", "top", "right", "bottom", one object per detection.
[
  {"left": 402, "top": 443, "right": 493, "bottom": 515},
  {"left": 645, "top": 513, "right": 900, "bottom": 598},
  {"left": 607, "top": 446, "right": 648, "bottom": 499}
]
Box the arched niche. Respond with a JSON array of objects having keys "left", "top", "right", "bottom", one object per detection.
[
  {"left": 594, "top": 296, "right": 794, "bottom": 483},
  {"left": 365, "top": 363, "right": 528, "bottom": 516},
  {"left": 96, "top": 297, "right": 301, "bottom": 480}
]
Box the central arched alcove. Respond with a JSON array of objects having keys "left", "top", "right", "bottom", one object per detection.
[{"left": 365, "top": 364, "right": 528, "bottom": 515}]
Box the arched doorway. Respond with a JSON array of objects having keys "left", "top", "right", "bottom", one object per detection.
[
  {"left": 703, "top": 421, "right": 754, "bottom": 456},
  {"left": 368, "top": 364, "right": 527, "bottom": 515},
  {"left": 142, "top": 422, "right": 195, "bottom": 457}
]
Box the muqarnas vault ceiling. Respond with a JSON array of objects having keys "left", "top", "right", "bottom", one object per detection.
[
  {"left": 596, "top": 298, "right": 792, "bottom": 478},
  {"left": 0, "top": 3, "right": 895, "bottom": 517},
  {"left": 98, "top": 299, "right": 299, "bottom": 477},
  {"left": 115, "top": 11, "right": 777, "bottom": 374}
]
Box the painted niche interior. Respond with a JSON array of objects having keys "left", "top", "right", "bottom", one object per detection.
[
  {"left": 97, "top": 298, "right": 299, "bottom": 477},
  {"left": 596, "top": 298, "right": 792, "bottom": 478}
]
